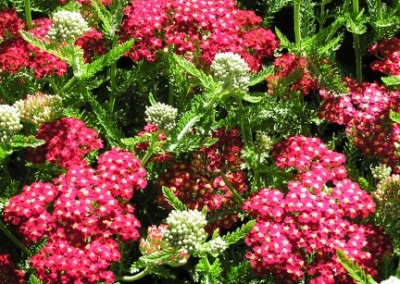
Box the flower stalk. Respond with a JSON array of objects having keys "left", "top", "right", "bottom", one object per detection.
[
  {"left": 24, "top": 0, "right": 33, "bottom": 29},
  {"left": 352, "top": 0, "right": 362, "bottom": 81},
  {"left": 293, "top": 0, "right": 302, "bottom": 48},
  {"left": 0, "top": 220, "right": 31, "bottom": 256},
  {"left": 120, "top": 267, "right": 151, "bottom": 282}
]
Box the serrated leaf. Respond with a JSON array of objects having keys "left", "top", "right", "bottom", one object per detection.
[
  {"left": 389, "top": 110, "right": 400, "bottom": 124},
  {"left": 345, "top": 11, "right": 367, "bottom": 35},
  {"left": 275, "top": 27, "right": 292, "bottom": 49},
  {"left": 21, "top": 31, "right": 68, "bottom": 62},
  {"left": 29, "top": 274, "right": 43, "bottom": 284},
  {"left": 222, "top": 220, "right": 255, "bottom": 246},
  {"left": 241, "top": 93, "right": 263, "bottom": 104},
  {"left": 84, "top": 39, "right": 134, "bottom": 79},
  {"left": 162, "top": 186, "right": 187, "bottom": 211},
  {"left": 148, "top": 92, "right": 156, "bottom": 105},
  {"left": 337, "top": 250, "right": 377, "bottom": 284},
  {"left": 249, "top": 66, "right": 274, "bottom": 86},
  {"left": 382, "top": 75, "right": 400, "bottom": 86},
  {"left": 11, "top": 135, "right": 45, "bottom": 149},
  {"left": 166, "top": 113, "right": 201, "bottom": 152}
]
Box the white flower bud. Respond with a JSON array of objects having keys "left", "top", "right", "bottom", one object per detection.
[
  {"left": 210, "top": 52, "right": 250, "bottom": 92},
  {"left": 48, "top": 11, "right": 90, "bottom": 42},
  {"left": 208, "top": 236, "right": 227, "bottom": 255},
  {"left": 0, "top": 104, "right": 22, "bottom": 146},
  {"left": 145, "top": 102, "right": 178, "bottom": 132},
  {"left": 371, "top": 164, "right": 392, "bottom": 181}
]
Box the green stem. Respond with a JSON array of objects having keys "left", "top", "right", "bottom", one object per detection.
[
  {"left": 0, "top": 220, "right": 31, "bottom": 256},
  {"left": 58, "top": 76, "right": 77, "bottom": 95},
  {"left": 352, "top": 0, "right": 362, "bottom": 81},
  {"left": 141, "top": 132, "right": 159, "bottom": 167},
  {"left": 318, "top": 2, "right": 325, "bottom": 31},
  {"left": 236, "top": 98, "right": 250, "bottom": 146},
  {"left": 24, "top": 0, "right": 33, "bottom": 30},
  {"left": 109, "top": 35, "right": 119, "bottom": 113},
  {"left": 120, "top": 267, "right": 150, "bottom": 282},
  {"left": 49, "top": 77, "right": 59, "bottom": 94},
  {"left": 253, "top": 152, "right": 262, "bottom": 192},
  {"left": 219, "top": 171, "right": 244, "bottom": 204},
  {"left": 293, "top": 0, "right": 302, "bottom": 48}
]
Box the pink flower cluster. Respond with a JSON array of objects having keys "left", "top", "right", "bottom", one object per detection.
[
  {"left": 369, "top": 38, "right": 400, "bottom": 75},
  {"left": 4, "top": 146, "right": 147, "bottom": 283},
  {"left": 27, "top": 117, "right": 103, "bottom": 169},
  {"left": 120, "top": 0, "right": 278, "bottom": 71},
  {"left": 243, "top": 136, "right": 391, "bottom": 283},
  {"left": 0, "top": 253, "right": 25, "bottom": 284},
  {"left": 0, "top": 9, "right": 107, "bottom": 77},
  {"left": 266, "top": 53, "right": 318, "bottom": 95},
  {"left": 157, "top": 129, "right": 247, "bottom": 231},
  {"left": 319, "top": 77, "right": 400, "bottom": 172}
]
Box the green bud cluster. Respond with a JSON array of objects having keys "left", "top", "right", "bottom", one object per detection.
[
  {"left": 207, "top": 236, "right": 227, "bottom": 256},
  {"left": 48, "top": 10, "right": 90, "bottom": 43},
  {"left": 255, "top": 132, "right": 274, "bottom": 153},
  {"left": 14, "top": 93, "right": 63, "bottom": 127},
  {"left": 210, "top": 52, "right": 250, "bottom": 92},
  {"left": 371, "top": 164, "right": 392, "bottom": 181},
  {"left": 145, "top": 102, "right": 178, "bottom": 132},
  {"left": 164, "top": 209, "right": 208, "bottom": 253},
  {"left": 0, "top": 105, "right": 22, "bottom": 146}
]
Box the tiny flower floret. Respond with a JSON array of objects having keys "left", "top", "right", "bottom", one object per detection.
[
  {"left": 164, "top": 209, "right": 208, "bottom": 253},
  {"left": 0, "top": 104, "right": 22, "bottom": 146},
  {"left": 48, "top": 10, "right": 90, "bottom": 42},
  {"left": 145, "top": 102, "right": 178, "bottom": 132},
  {"left": 211, "top": 52, "right": 250, "bottom": 92}
]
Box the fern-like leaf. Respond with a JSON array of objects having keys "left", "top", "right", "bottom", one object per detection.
[
  {"left": 161, "top": 186, "right": 187, "bottom": 211},
  {"left": 337, "top": 250, "right": 378, "bottom": 284},
  {"left": 222, "top": 220, "right": 255, "bottom": 246}
]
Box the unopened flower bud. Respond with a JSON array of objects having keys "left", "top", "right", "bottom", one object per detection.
[
  {"left": 0, "top": 105, "right": 22, "bottom": 146},
  {"left": 48, "top": 11, "right": 90, "bottom": 43},
  {"left": 208, "top": 236, "right": 227, "bottom": 255},
  {"left": 210, "top": 52, "right": 250, "bottom": 92},
  {"left": 371, "top": 164, "right": 392, "bottom": 181},
  {"left": 14, "top": 93, "right": 63, "bottom": 127},
  {"left": 145, "top": 102, "right": 178, "bottom": 132},
  {"left": 255, "top": 132, "right": 274, "bottom": 153},
  {"left": 164, "top": 209, "right": 207, "bottom": 253}
]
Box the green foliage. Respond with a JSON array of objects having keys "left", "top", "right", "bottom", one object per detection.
[
  {"left": 383, "top": 76, "right": 400, "bottom": 88},
  {"left": 28, "top": 274, "right": 43, "bottom": 284},
  {"left": 161, "top": 186, "right": 187, "bottom": 211},
  {"left": 222, "top": 220, "right": 255, "bottom": 246},
  {"left": 337, "top": 250, "right": 378, "bottom": 284}
]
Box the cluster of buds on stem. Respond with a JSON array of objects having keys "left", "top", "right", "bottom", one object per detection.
[
  {"left": 48, "top": 10, "right": 90, "bottom": 43},
  {"left": 14, "top": 93, "right": 63, "bottom": 128},
  {"left": 0, "top": 104, "right": 22, "bottom": 146},
  {"left": 210, "top": 52, "right": 250, "bottom": 93},
  {"left": 145, "top": 102, "right": 178, "bottom": 132},
  {"left": 370, "top": 164, "right": 392, "bottom": 181}
]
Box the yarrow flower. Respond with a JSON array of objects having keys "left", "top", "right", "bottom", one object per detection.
[
  {"left": 0, "top": 253, "right": 25, "bottom": 284},
  {"left": 243, "top": 136, "right": 391, "bottom": 283},
  {"left": 0, "top": 9, "right": 22, "bottom": 40},
  {"left": 157, "top": 128, "right": 247, "bottom": 231},
  {"left": 371, "top": 164, "right": 392, "bottom": 181},
  {"left": 120, "top": 0, "right": 278, "bottom": 70},
  {"left": 27, "top": 117, "right": 103, "bottom": 168},
  {"left": 145, "top": 102, "right": 178, "bottom": 132},
  {"left": 14, "top": 93, "right": 63, "bottom": 128},
  {"left": 207, "top": 236, "right": 227, "bottom": 256},
  {"left": 48, "top": 10, "right": 90, "bottom": 43},
  {"left": 0, "top": 104, "right": 22, "bottom": 146},
  {"left": 140, "top": 224, "right": 190, "bottom": 267},
  {"left": 210, "top": 52, "right": 250, "bottom": 92},
  {"left": 164, "top": 209, "right": 208, "bottom": 253},
  {"left": 4, "top": 143, "right": 147, "bottom": 283},
  {"left": 369, "top": 38, "right": 400, "bottom": 75},
  {"left": 319, "top": 77, "right": 400, "bottom": 172}
]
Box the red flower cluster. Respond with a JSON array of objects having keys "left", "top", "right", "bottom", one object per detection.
[
  {"left": 266, "top": 53, "right": 318, "bottom": 95},
  {"left": 0, "top": 253, "right": 25, "bottom": 284},
  {"left": 0, "top": 9, "right": 22, "bottom": 40},
  {"left": 4, "top": 147, "right": 147, "bottom": 283},
  {"left": 369, "top": 38, "right": 400, "bottom": 75},
  {"left": 27, "top": 117, "right": 103, "bottom": 169},
  {"left": 157, "top": 129, "right": 247, "bottom": 230},
  {"left": 243, "top": 136, "right": 391, "bottom": 283},
  {"left": 319, "top": 78, "right": 400, "bottom": 172},
  {"left": 75, "top": 28, "right": 108, "bottom": 62},
  {"left": 120, "top": 0, "right": 278, "bottom": 71}
]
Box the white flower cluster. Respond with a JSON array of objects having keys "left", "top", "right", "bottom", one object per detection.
[
  {"left": 381, "top": 276, "right": 400, "bottom": 284},
  {"left": 256, "top": 132, "right": 274, "bottom": 153},
  {"left": 14, "top": 93, "right": 63, "bottom": 127},
  {"left": 48, "top": 10, "right": 90, "bottom": 42},
  {"left": 164, "top": 209, "right": 208, "bottom": 253},
  {"left": 371, "top": 164, "right": 392, "bottom": 181},
  {"left": 0, "top": 105, "right": 22, "bottom": 146},
  {"left": 145, "top": 102, "right": 178, "bottom": 132},
  {"left": 210, "top": 52, "right": 250, "bottom": 92},
  {"left": 208, "top": 236, "right": 227, "bottom": 255}
]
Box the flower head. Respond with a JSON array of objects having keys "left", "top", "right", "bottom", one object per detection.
[
  {"left": 0, "top": 104, "right": 22, "bottom": 146},
  {"left": 145, "top": 102, "right": 178, "bottom": 132},
  {"left": 48, "top": 11, "right": 90, "bottom": 43}
]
